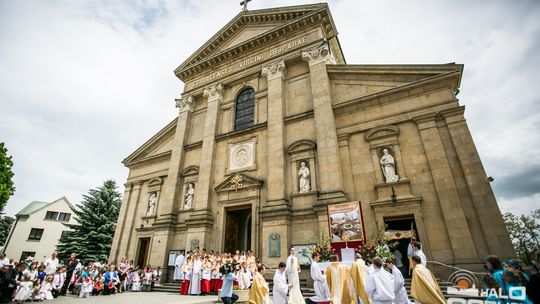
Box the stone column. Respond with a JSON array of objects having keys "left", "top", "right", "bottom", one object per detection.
[
  {"left": 109, "top": 182, "right": 133, "bottom": 262},
  {"left": 414, "top": 114, "right": 478, "bottom": 263},
  {"left": 155, "top": 95, "right": 194, "bottom": 225},
  {"left": 261, "top": 59, "right": 288, "bottom": 206},
  {"left": 442, "top": 107, "right": 515, "bottom": 258},
  {"left": 186, "top": 83, "right": 223, "bottom": 250},
  {"left": 302, "top": 44, "right": 347, "bottom": 208}
]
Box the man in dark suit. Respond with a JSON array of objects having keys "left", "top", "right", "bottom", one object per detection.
[{"left": 60, "top": 253, "right": 78, "bottom": 295}]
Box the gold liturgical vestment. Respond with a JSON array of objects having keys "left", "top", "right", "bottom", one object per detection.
[
  {"left": 249, "top": 272, "right": 269, "bottom": 304},
  {"left": 410, "top": 264, "right": 445, "bottom": 304},
  {"left": 350, "top": 260, "right": 371, "bottom": 304},
  {"left": 325, "top": 262, "right": 354, "bottom": 304}
]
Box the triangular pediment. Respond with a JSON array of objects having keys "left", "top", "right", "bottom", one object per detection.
[
  {"left": 123, "top": 118, "right": 177, "bottom": 166},
  {"left": 215, "top": 173, "right": 263, "bottom": 192},
  {"left": 328, "top": 64, "right": 463, "bottom": 104},
  {"left": 175, "top": 3, "right": 342, "bottom": 81}
]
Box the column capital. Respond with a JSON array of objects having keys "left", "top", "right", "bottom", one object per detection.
[
  {"left": 203, "top": 83, "right": 224, "bottom": 101},
  {"left": 175, "top": 94, "right": 194, "bottom": 113},
  {"left": 301, "top": 44, "right": 336, "bottom": 66},
  {"left": 261, "top": 59, "right": 286, "bottom": 80}
]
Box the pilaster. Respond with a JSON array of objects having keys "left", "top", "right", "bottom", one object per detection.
[
  {"left": 441, "top": 107, "right": 516, "bottom": 258},
  {"left": 261, "top": 59, "right": 290, "bottom": 211},
  {"left": 155, "top": 95, "right": 194, "bottom": 226},
  {"left": 302, "top": 44, "right": 347, "bottom": 209},
  {"left": 109, "top": 182, "right": 133, "bottom": 262},
  {"left": 414, "top": 114, "right": 479, "bottom": 263},
  {"left": 118, "top": 181, "right": 143, "bottom": 260},
  {"left": 187, "top": 83, "right": 223, "bottom": 249}
]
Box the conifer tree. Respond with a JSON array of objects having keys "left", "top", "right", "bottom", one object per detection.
[
  {"left": 0, "top": 142, "right": 15, "bottom": 213},
  {"left": 57, "top": 180, "right": 122, "bottom": 262}
]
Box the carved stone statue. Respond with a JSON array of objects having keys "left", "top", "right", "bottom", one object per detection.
[
  {"left": 380, "top": 148, "right": 399, "bottom": 183},
  {"left": 184, "top": 183, "right": 195, "bottom": 209},
  {"left": 146, "top": 192, "right": 157, "bottom": 216},
  {"left": 298, "top": 161, "right": 311, "bottom": 193}
]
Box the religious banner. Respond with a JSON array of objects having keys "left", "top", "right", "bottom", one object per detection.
[{"left": 327, "top": 202, "right": 365, "bottom": 243}]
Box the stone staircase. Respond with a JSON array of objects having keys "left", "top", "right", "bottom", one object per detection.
[{"left": 154, "top": 278, "right": 482, "bottom": 301}]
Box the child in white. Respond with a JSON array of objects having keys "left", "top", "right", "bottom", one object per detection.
[
  {"left": 79, "top": 277, "right": 93, "bottom": 298},
  {"left": 14, "top": 275, "right": 33, "bottom": 303}
]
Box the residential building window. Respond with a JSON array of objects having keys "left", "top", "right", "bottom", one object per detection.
[
  {"left": 58, "top": 212, "right": 71, "bottom": 221},
  {"left": 20, "top": 251, "right": 36, "bottom": 262},
  {"left": 28, "top": 228, "right": 44, "bottom": 241},
  {"left": 234, "top": 88, "right": 255, "bottom": 131},
  {"left": 45, "top": 211, "right": 58, "bottom": 220}
]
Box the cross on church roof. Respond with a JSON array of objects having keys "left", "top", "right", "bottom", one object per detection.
[{"left": 240, "top": 0, "right": 252, "bottom": 11}]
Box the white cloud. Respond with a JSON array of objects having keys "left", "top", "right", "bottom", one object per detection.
[
  {"left": 499, "top": 193, "right": 540, "bottom": 216},
  {"left": 1, "top": 0, "right": 539, "bottom": 216}
]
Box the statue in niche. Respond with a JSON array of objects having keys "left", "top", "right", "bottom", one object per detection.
[
  {"left": 380, "top": 148, "right": 399, "bottom": 183},
  {"left": 268, "top": 233, "right": 281, "bottom": 258},
  {"left": 146, "top": 192, "right": 157, "bottom": 216},
  {"left": 184, "top": 183, "right": 195, "bottom": 209},
  {"left": 298, "top": 161, "right": 311, "bottom": 193}
]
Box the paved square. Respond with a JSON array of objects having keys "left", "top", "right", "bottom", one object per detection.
[{"left": 53, "top": 292, "right": 218, "bottom": 304}]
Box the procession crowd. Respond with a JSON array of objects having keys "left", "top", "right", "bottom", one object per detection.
[
  {"left": 174, "top": 241, "right": 539, "bottom": 304},
  {"left": 0, "top": 251, "right": 162, "bottom": 303}
]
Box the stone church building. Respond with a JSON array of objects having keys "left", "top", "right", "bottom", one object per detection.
[{"left": 109, "top": 3, "right": 514, "bottom": 277}]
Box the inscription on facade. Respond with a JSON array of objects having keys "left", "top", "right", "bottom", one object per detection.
[{"left": 194, "top": 36, "right": 309, "bottom": 87}]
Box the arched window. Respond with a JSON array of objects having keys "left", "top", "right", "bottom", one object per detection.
[{"left": 234, "top": 88, "right": 255, "bottom": 131}]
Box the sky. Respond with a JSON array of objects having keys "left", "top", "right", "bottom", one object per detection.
[{"left": 1, "top": 0, "right": 539, "bottom": 217}]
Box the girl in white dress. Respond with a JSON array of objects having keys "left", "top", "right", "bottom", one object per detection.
[
  {"left": 131, "top": 269, "right": 142, "bottom": 291},
  {"left": 40, "top": 274, "right": 54, "bottom": 300},
  {"left": 14, "top": 275, "right": 33, "bottom": 303}
]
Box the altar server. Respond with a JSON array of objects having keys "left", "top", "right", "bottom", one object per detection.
[
  {"left": 365, "top": 257, "right": 395, "bottom": 304},
  {"left": 309, "top": 252, "right": 331, "bottom": 303},
  {"left": 273, "top": 262, "right": 290, "bottom": 304}
]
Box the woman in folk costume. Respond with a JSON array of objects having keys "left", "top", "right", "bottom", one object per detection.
[
  {"left": 325, "top": 255, "right": 355, "bottom": 304},
  {"left": 350, "top": 254, "right": 371, "bottom": 304},
  {"left": 410, "top": 256, "right": 445, "bottom": 304},
  {"left": 180, "top": 258, "right": 192, "bottom": 295},
  {"left": 273, "top": 262, "right": 290, "bottom": 304},
  {"left": 286, "top": 247, "right": 306, "bottom": 304},
  {"left": 249, "top": 265, "right": 270, "bottom": 304},
  {"left": 190, "top": 255, "right": 202, "bottom": 295},
  {"left": 200, "top": 257, "right": 212, "bottom": 295}
]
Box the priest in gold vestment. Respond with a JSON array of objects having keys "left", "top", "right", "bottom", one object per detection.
[
  {"left": 325, "top": 255, "right": 354, "bottom": 304},
  {"left": 350, "top": 254, "right": 371, "bottom": 304},
  {"left": 410, "top": 256, "right": 445, "bottom": 304},
  {"left": 249, "top": 265, "right": 270, "bottom": 304}
]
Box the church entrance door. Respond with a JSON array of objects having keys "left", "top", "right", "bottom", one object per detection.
[
  {"left": 224, "top": 207, "right": 252, "bottom": 253},
  {"left": 136, "top": 237, "right": 150, "bottom": 268},
  {"left": 384, "top": 216, "right": 418, "bottom": 277}
]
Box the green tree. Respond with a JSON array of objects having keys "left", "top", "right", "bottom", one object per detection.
[
  {"left": 503, "top": 209, "right": 540, "bottom": 264},
  {"left": 0, "top": 215, "right": 15, "bottom": 247},
  {"left": 0, "top": 142, "right": 15, "bottom": 213},
  {"left": 56, "top": 180, "right": 122, "bottom": 262}
]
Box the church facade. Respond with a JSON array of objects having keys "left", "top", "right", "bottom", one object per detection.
[{"left": 109, "top": 4, "right": 514, "bottom": 277}]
